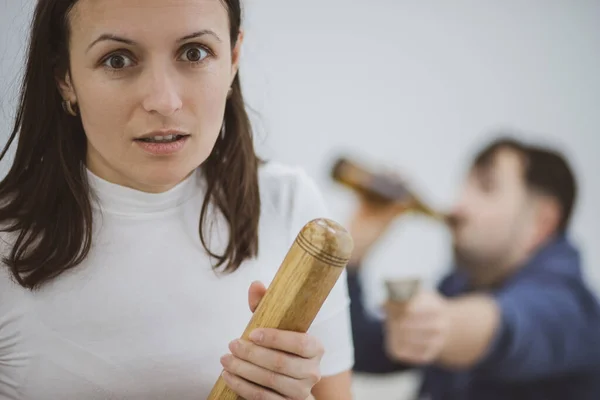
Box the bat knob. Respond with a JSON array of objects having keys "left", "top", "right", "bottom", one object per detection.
[{"left": 297, "top": 218, "right": 354, "bottom": 267}]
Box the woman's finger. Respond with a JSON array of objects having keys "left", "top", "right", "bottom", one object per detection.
[
  {"left": 249, "top": 329, "right": 324, "bottom": 359},
  {"left": 221, "top": 371, "right": 285, "bottom": 400},
  {"left": 228, "top": 339, "right": 320, "bottom": 380},
  {"left": 248, "top": 281, "right": 267, "bottom": 313},
  {"left": 221, "top": 354, "right": 311, "bottom": 400}
]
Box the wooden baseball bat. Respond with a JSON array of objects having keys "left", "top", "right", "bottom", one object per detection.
[{"left": 207, "top": 218, "right": 354, "bottom": 400}]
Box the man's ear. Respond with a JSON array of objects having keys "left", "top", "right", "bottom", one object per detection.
[
  {"left": 534, "top": 196, "right": 561, "bottom": 244},
  {"left": 230, "top": 30, "right": 244, "bottom": 86}
]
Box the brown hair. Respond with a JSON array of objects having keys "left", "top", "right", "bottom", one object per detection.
[
  {"left": 0, "top": 0, "right": 260, "bottom": 289},
  {"left": 473, "top": 134, "right": 577, "bottom": 233}
]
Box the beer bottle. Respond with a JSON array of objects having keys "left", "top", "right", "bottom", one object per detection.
[{"left": 330, "top": 157, "right": 445, "bottom": 221}]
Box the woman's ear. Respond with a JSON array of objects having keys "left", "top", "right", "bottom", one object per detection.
[
  {"left": 230, "top": 30, "right": 244, "bottom": 85},
  {"left": 57, "top": 70, "right": 76, "bottom": 102}
]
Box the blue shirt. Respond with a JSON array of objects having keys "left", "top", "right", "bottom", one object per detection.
[{"left": 347, "top": 234, "right": 600, "bottom": 400}]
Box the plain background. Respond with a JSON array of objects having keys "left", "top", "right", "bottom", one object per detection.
[
  {"left": 1, "top": 1, "right": 599, "bottom": 398},
  {"left": 240, "top": 0, "right": 600, "bottom": 309}
]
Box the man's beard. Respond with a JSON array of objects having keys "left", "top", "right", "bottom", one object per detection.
[
  {"left": 448, "top": 215, "right": 526, "bottom": 284},
  {"left": 452, "top": 242, "right": 511, "bottom": 284}
]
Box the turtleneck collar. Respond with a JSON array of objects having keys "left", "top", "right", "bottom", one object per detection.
[{"left": 86, "top": 168, "right": 204, "bottom": 216}]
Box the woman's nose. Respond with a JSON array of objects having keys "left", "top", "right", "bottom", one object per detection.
[{"left": 141, "top": 65, "right": 183, "bottom": 117}]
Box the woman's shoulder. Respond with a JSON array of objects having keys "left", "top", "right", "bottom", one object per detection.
[
  {"left": 258, "top": 161, "right": 331, "bottom": 224},
  {"left": 0, "top": 233, "right": 23, "bottom": 307},
  {"left": 257, "top": 161, "right": 317, "bottom": 191},
  {"left": 257, "top": 161, "right": 335, "bottom": 245},
  {"left": 0, "top": 230, "right": 16, "bottom": 281},
  {"left": 257, "top": 163, "right": 355, "bottom": 376}
]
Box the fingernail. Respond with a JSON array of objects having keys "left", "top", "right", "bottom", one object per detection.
[
  {"left": 249, "top": 330, "right": 263, "bottom": 343},
  {"left": 220, "top": 354, "right": 232, "bottom": 367},
  {"left": 229, "top": 340, "right": 239, "bottom": 352}
]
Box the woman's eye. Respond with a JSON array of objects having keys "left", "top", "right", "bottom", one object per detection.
[
  {"left": 103, "top": 54, "right": 134, "bottom": 69},
  {"left": 180, "top": 46, "right": 209, "bottom": 63}
]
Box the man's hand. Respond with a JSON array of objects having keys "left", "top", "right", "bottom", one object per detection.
[
  {"left": 219, "top": 282, "right": 323, "bottom": 400},
  {"left": 384, "top": 290, "right": 450, "bottom": 365},
  {"left": 348, "top": 196, "right": 407, "bottom": 266},
  {"left": 384, "top": 290, "right": 501, "bottom": 369}
]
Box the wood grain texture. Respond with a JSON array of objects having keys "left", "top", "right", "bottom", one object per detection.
[{"left": 207, "top": 218, "right": 353, "bottom": 400}]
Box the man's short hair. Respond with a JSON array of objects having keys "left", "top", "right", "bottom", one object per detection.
[{"left": 472, "top": 134, "right": 578, "bottom": 233}]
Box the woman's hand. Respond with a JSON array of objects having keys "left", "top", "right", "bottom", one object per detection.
[{"left": 219, "top": 282, "right": 323, "bottom": 400}]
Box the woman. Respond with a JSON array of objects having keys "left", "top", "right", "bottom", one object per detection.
[{"left": 0, "top": 0, "right": 354, "bottom": 399}]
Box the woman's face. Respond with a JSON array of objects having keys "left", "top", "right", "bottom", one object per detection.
[{"left": 59, "top": 0, "right": 241, "bottom": 193}]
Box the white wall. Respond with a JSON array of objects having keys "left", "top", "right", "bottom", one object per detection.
[
  {"left": 239, "top": 0, "right": 600, "bottom": 308},
  {"left": 0, "top": 1, "right": 35, "bottom": 169},
  {"left": 1, "top": 1, "right": 599, "bottom": 310}
]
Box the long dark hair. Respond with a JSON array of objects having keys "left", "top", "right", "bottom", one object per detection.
[{"left": 0, "top": 0, "right": 260, "bottom": 289}]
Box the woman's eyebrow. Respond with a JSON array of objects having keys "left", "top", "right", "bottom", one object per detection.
[{"left": 86, "top": 29, "right": 222, "bottom": 53}]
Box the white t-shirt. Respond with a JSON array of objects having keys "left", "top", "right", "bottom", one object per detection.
[{"left": 0, "top": 162, "right": 354, "bottom": 400}]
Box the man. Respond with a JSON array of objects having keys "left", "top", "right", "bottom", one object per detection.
[{"left": 346, "top": 136, "right": 600, "bottom": 399}]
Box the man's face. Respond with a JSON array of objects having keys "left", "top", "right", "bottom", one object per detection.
[{"left": 449, "top": 148, "right": 537, "bottom": 275}]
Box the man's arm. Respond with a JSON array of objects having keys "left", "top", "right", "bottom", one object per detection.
[
  {"left": 434, "top": 294, "right": 501, "bottom": 369},
  {"left": 392, "top": 276, "right": 600, "bottom": 381},
  {"left": 347, "top": 267, "right": 413, "bottom": 374},
  {"left": 469, "top": 277, "right": 600, "bottom": 381}
]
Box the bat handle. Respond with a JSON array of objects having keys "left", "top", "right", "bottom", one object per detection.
[{"left": 206, "top": 218, "right": 353, "bottom": 400}]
